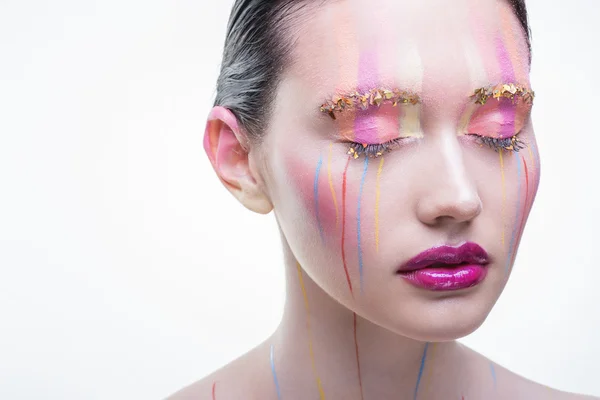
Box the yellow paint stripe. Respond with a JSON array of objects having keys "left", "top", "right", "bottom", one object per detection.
[
  {"left": 375, "top": 156, "right": 384, "bottom": 252},
  {"left": 296, "top": 263, "right": 326, "bottom": 399},
  {"left": 499, "top": 151, "right": 506, "bottom": 248},
  {"left": 328, "top": 143, "right": 339, "bottom": 227}
]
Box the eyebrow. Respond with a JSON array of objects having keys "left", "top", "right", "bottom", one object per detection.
[
  {"left": 319, "top": 82, "right": 535, "bottom": 120},
  {"left": 470, "top": 83, "right": 535, "bottom": 105},
  {"left": 319, "top": 87, "right": 420, "bottom": 120}
]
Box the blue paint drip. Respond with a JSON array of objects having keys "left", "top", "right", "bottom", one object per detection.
[
  {"left": 490, "top": 362, "right": 497, "bottom": 390},
  {"left": 414, "top": 342, "right": 429, "bottom": 400},
  {"left": 270, "top": 344, "right": 282, "bottom": 399},
  {"left": 314, "top": 156, "right": 324, "bottom": 242},
  {"left": 506, "top": 154, "right": 522, "bottom": 276},
  {"left": 357, "top": 156, "right": 369, "bottom": 293}
]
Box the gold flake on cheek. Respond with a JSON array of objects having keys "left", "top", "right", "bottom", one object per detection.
[
  {"left": 320, "top": 88, "right": 421, "bottom": 120},
  {"left": 471, "top": 83, "right": 535, "bottom": 105}
]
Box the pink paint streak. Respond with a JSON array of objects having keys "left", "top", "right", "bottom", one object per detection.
[
  {"left": 354, "top": 50, "right": 379, "bottom": 143},
  {"left": 495, "top": 35, "right": 517, "bottom": 138}
]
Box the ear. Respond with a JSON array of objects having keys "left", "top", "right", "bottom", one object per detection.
[{"left": 203, "top": 106, "right": 273, "bottom": 214}]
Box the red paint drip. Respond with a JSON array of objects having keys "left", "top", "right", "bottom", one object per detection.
[
  {"left": 341, "top": 157, "right": 354, "bottom": 296},
  {"left": 212, "top": 382, "right": 216, "bottom": 400},
  {"left": 353, "top": 312, "right": 364, "bottom": 400}
]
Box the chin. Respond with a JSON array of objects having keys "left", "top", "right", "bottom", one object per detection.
[
  {"left": 383, "top": 295, "right": 496, "bottom": 342},
  {"left": 405, "top": 314, "right": 488, "bottom": 342}
]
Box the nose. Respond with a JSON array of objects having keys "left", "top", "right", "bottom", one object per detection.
[{"left": 416, "top": 136, "right": 482, "bottom": 226}]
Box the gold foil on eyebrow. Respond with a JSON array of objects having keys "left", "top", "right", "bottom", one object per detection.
[
  {"left": 320, "top": 88, "right": 421, "bottom": 120},
  {"left": 471, "top": 83, "right": 535, "bottom": 106}
]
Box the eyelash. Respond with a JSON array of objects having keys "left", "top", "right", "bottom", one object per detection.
[
  {"left": 470, "top": 133, "right": 527, "bottom": 153},
  {"left": 344, "top": 132, "right": 526, "bottom": 159},
  {"left": 345, "top": 138, "right": 404, "bottom": 159}
]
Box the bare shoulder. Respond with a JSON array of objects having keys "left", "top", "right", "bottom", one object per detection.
[
  {"left": 515, "top": 375, "right": 599, "bottom": 400},
  {"left": 165, "top": 341, "right": 272, "bottom": 400},
  {"left": 461, "top": 345, "right": 598, "bottom": 400}
]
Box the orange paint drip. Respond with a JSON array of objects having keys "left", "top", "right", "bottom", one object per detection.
[
  {"left": 296, "top": 263, "right": 326, "bottom": 399},
  {"left": 375, "top": 156, "right": 384, "bottom": 252},
  {"left": 327, "top": 143, "right": 339, "bottom": 227},
  {"left": 353, "top": 312, "right": 365, "bottom": 400}
]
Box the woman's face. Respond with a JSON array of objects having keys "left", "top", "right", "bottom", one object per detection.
[{"left": 259, "top": 0, "right": 540, "bottom": 340}]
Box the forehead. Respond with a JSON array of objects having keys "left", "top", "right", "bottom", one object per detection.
[{"left": 283, "top": 0, "right": 530, "bottom": 104}]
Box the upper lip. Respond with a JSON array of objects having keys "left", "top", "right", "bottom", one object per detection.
[{"left": 397, "top": 242, "right": 490, "bottom": 273}]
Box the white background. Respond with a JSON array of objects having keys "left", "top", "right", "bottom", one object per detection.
[{"left": 0, "top": 1, "right": 599, "bottom": 399}]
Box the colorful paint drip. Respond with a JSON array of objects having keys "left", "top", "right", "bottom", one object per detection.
[
  {"left": 270, "top": 344, "right": 282, "bottom": 400},
  {"left": 296, "top": 263, "right": 326, "bottom": 399},
  {"left": 506, "top": 154, "right": 523, "bottom": 274},
  {"left": 490, "top": 362, "right": 497, "bottom": 390},
  {"left": 413, "top": 342, "right": 430, "bottom": 400},
  {"left": 357, "top": 156, "right": 369, "bottom": 292},
  {"left": 499, "top": 151, "right": 507, "bottom": 250},
  {"left": 327, "top": 143, "right": 339, "bottom": 227},
  {"left": 341, "top": 157, "right": 354, "bottom": 296},
  {"left": 374, "top": 156, "right": 384, "bottom": 253},
  {"left": 353, "top": 313, "right": 365, "bottom": 400}
]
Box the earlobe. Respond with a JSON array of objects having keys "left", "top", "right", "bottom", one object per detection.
[{"left": 203, "top": 106, "right": 273, "bottom": 215}]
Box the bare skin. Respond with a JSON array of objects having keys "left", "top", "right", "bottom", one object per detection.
[
  {"left": 170, "top": 341, "right": 596, "bottom": 399},
  {"left": 168, "top": 0, "right": 598, "bottom": 398}
]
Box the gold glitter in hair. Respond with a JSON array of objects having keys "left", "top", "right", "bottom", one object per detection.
[
  {"left": 320, "top": 88, "right": 420, "bottom": 120},
  {"left": 471, "top": 83, "right": 535, "bottom": 106}
]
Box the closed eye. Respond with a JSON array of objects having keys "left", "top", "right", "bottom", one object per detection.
[
  {"left": 468, "top": 132, "right": 526, "bottom": 152},
  {"left": 344, "top": 137, "right": 405, "bottom": 159}
]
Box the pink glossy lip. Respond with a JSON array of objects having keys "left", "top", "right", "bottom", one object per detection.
[{"left": 397, "top": 242, "right": 490, "bottom": 291}]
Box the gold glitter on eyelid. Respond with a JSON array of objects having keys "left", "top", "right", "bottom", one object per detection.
[
  {"left": 471, "top": 83, "right": 535, "bottom": 105},
  {"left": 320, "top": 88, "right": 421, "bottom": 120}
]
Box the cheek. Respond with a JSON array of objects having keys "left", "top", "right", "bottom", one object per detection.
[
  {"left": 284, "top": 148, "right": 378, "bottom": 254},
  {"left": 503, "top": 137, "right": 540, "bottom": 266},
  {"left": 284, "top": 148, "right": 348, "bottom": 243}
]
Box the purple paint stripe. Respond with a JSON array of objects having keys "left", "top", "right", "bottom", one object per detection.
[
  {"left": 495, "top": 36, "right": 517, "bottom": 138},
  {"left": 354, "top": 50, "right": 378, "bottom": 142}
]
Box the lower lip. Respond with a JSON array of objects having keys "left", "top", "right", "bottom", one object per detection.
[{"left": 398, "top": 264, "right": 487, "bottom": 291}]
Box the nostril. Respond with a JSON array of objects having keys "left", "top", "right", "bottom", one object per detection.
[{"left": 417, "top": 195, "right": 482, "bottom": 226}]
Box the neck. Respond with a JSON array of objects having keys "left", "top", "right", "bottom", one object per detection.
[{"left": 271, "top": 239, "right": 473, "bottom": 399}]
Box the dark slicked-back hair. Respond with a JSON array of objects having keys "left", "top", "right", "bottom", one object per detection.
[{"left": 214, "top": 0, "right": 532, "bottom": 140}]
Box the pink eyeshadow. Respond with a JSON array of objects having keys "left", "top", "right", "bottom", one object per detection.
[
  {"left": 495, "top": 35, "right": 517, "bottom": 137},
  {"left": 349, "top": 104, "right": 403, "bottom": 144},
  {"left": 466, "top": 100, "right": 530, "bottom": 139}
]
